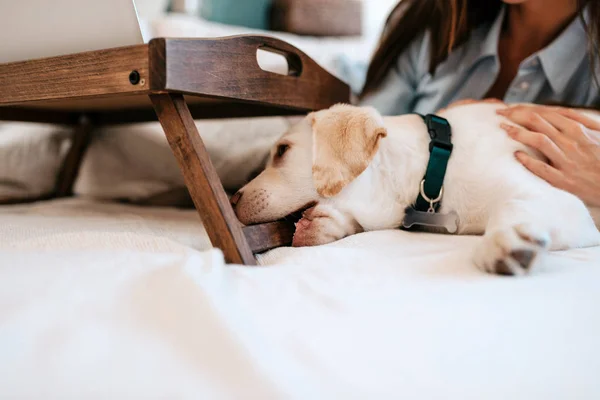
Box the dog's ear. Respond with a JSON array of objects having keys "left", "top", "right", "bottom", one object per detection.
[{"left": 311, "top": 106, "right": 387, "bottom": 198}]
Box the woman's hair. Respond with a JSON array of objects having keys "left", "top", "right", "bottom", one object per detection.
[{"left": 359, "top": 0, "right": 600, "bottom": 98}]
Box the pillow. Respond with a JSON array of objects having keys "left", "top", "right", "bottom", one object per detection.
[
  {"left": 73, "top": 117, "right": 298, "bottom": 203},
  {"left": 0, "top": 122, "right": 72, "bottom": 201},
  {"left": 270, "top": 0, "right": 363, "bottom": 37},
  {"left": 169, "top": 0, "right": 203, "bottom": 15},
  {"left": 200, "top": 0, "right": 272, "bottom": 29}
]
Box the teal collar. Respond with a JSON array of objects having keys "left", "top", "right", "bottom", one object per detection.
[
  {"left": 400, "top": 114, "right": 458, "bottom": 234},
  {"left": 413, "top": 114, "right": 453, "bottom": 213}
]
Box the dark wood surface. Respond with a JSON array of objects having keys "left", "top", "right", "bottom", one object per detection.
[
  {"left": 91, "top": 102, "right": 305, "bottom": 125},
  {"left": 243, "top": 221, "right": 295, "bottom": 254},
  {"left": 150, "top": 93, "right": 256, "bottom": 265},
  {"left": 54, "top": 115, "right": 94, "bottom": 197},
  {"left": 0, "top": 36, "right": 349, "bottom": 115},
  {"left": 149, "top": 36, "right": 350, "bottom": 111},
  {"left": 0, "top": 45, "right": 149, "bottom": 106},
  {"left": 0, "top": 102, "right": 305, "bottom": 125}
]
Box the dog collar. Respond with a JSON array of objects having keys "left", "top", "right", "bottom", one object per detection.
[
  {"left": 414, "top": 113, "right": 453, "bottom": 213},
  {"left": 401, "top": 113, "right": 458, "bottom": 233}
]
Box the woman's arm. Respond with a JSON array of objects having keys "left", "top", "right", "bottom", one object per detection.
[{"left": 497, "top": 105, "right": 600, "bottom": 207}]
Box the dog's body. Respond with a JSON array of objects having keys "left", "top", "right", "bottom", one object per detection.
[{"left": 232, "top": 103, "right": 600, "bottom": 275}]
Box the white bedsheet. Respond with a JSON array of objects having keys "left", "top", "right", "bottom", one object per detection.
[{"left": 1, "top": 198, "right": 599, "bottom": 399}]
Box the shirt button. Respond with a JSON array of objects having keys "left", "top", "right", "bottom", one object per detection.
[{"left": 519, "top": 81, "right": 530, "bottom": 90}]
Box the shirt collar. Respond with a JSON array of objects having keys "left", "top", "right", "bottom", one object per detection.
[
  {"left": 467, "top": 5, "right": 590, "bottom": 95},
  {"left": 538, "top": 8, "right": 590, "bottom": 94}
]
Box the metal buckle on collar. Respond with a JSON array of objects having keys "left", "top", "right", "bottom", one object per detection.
[
  {"left": 419, "top": 179, "right": 443, "bottom": 213},
  {"left": 425, "top": 114, "right": 453, "bottom": 153}
]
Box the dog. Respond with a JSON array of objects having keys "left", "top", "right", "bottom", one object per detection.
[{"left": 230, "top": 102, "right": 600, "bottom": 275}]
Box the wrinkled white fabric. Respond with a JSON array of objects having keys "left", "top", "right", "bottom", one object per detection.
[
  {"left": 74, "top": 117, "right": 297, "bottom": 200},
  {"left": 1, "top": 198, "right": 599, "bottom": 399},
  {"left": 0, "top": 123, "right": 72, "bottom": 199}
]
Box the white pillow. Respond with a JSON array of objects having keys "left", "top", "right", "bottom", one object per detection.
[
  {"left": 0, "top": 122, "right": 72, "bottom": 201},
  {"left": 73, "top": 117, "right": 297, "bottom": 202}
]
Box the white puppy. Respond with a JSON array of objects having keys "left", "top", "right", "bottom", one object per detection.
[{"left": 231, "top": 102, "right": 600, "bottom": 275}]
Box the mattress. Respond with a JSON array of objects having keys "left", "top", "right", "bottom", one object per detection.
[{"left": 1, "top": 198, "right": 599, "bottom": 399}]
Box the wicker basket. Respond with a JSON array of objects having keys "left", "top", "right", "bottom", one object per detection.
[{"left": 270, "top": 0, "right": 362, "bottom": 37}]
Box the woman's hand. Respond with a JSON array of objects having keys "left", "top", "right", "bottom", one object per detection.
[{"left": 497, "top": 105, "right": 600, "bottom": 207}]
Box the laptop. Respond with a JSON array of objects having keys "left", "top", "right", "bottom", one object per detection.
[{"left": 0, "top": 0, "right": 145, "bottom": 64}]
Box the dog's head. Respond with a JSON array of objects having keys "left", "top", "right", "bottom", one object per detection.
[{"left": 231, "top": 104, "right": 387, "bottom": 225}]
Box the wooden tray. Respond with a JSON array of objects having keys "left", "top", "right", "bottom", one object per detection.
[{"left": 0, "top": 35, "right": 350, "bottom": 265}]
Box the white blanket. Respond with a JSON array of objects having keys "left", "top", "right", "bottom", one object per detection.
[{"left": 1, "top": 198, "right": 599, "bottom": 399}]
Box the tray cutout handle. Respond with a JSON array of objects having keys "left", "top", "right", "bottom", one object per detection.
[{"left": 256, "top": 45, "right": 302, "bottom": 77}]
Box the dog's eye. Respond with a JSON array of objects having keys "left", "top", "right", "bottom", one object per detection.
[{"left": 276, "top": 144, "right": 290, "bottom": 158}]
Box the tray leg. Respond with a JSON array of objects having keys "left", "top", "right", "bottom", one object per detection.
[
  {"left": 55, "top": 114, "right": 93, "bottom": 197},
  {"left": 150, "top": 93, "right": 256, "bottom": 265}
]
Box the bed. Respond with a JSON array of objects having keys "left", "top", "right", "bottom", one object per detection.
[
  {"left": 1, "top": 12, "right": 600, "bottom": 399},
  {"left": 1, "top": 197, "right": 600, "bottom": 398}
]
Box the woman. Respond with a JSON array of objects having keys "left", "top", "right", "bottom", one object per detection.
[{"left": 354, "top": 0, "right": 600, "bottom": 207}]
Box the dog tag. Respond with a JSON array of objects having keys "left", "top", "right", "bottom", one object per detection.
[{"left": 401, "top": 206, "right": 459, "bottom": 234}]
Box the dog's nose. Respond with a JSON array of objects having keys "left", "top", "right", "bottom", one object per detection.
[{"left": 230, "top": 191, "right": 243, "bottom": 208}]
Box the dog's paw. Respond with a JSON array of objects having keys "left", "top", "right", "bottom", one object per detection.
[
  {"left": 292, "top": 205, "right": 362, "bottom": 247},
  {"left": 473, "top": 224, "right": 551, "bottom": 276}
]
